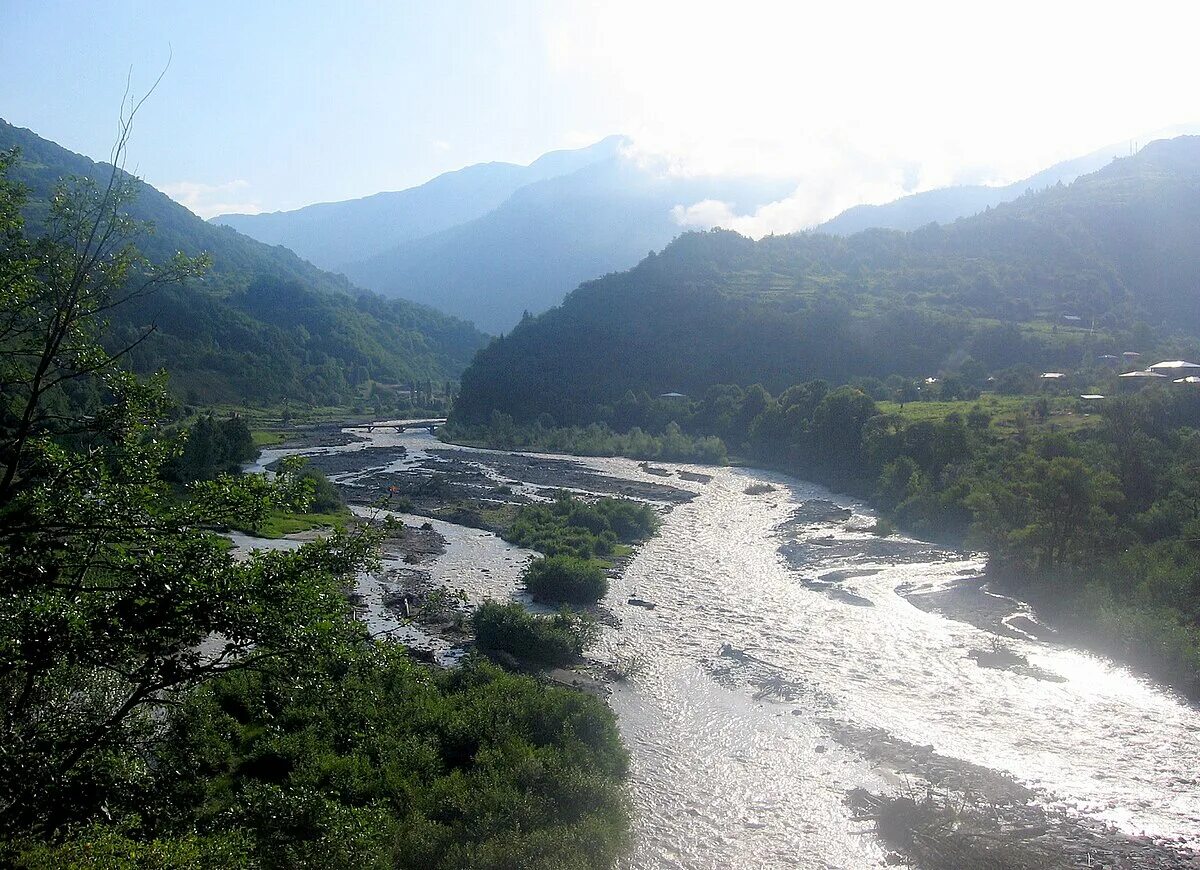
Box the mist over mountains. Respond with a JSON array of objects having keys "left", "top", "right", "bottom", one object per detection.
[
  {"left": 215, "top": 138, "right": 795, "bottom": 333},
  {"left": 213, "top": 136, "right": 631, "bottom": 272},
  {"left": 452, "top": 134, "right": 1200, "bottom": 425},
  {"left": 213, "top": 132, "right": 1188, "bottom": 334},
  {"left": 812, "top": 140, "right": 1134, "bottom": 235}
]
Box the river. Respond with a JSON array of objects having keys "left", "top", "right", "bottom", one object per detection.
[{"left": 243, "top": 424, "right": 1200, "bottom": 868}]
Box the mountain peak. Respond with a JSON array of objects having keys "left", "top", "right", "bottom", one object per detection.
[{"left": 210, "top": 136, "right": 630, "bottom": 269}]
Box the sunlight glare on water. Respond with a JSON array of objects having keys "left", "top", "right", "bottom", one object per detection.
[{"left": 248, "top": 428, "right": 1200, "bottom": 868}]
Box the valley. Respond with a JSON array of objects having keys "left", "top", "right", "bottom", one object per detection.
[
  {"left": 5, "top": 40, "right": 1200, "bottom": 866},
  {"left": 235, "top": 422, "right": 1200, "bottom": 869}
]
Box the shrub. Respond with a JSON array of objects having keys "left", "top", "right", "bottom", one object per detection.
[
  {"left": 503, "top": 494, "right": 659, "bottom": 562},
  {"left": 147, "top": 644, "right": 628, "bottom": 869},
  {"left": 296, "top": 464, "right": 343, "bottom": 513},
  {"left": 523, "top": 555, "right": 609, "bottom": 605},
  {"left": 472, "top": 601, "right": 596, "bottom": 667}
]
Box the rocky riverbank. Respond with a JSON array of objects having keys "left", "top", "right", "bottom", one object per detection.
[
  {"left": 832, "top": 722, "right": 1198, "bottom": 869},
  {"left": 247, "top": 428, "right": 1200, "bottom": 867}
]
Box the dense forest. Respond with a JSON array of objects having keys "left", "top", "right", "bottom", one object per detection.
[
  {"left": 0, "top": 119, "right": 488, "bottom": 406},
  {"left": 453, "top": 137, "right": 1200, "bottom": 427},
  {"left": 0, "top": 140, "right": 627, "bottom": 867}
]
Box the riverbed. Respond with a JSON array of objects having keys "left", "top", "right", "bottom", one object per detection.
[{"left": 240, "top": 423, "right": 1200, "bottom": 868}]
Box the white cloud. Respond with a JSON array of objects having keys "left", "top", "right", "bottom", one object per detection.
[
  {"left": 542, "top": 0, "right": 1200, "bottom": 234},
  {"left": 158, "top": 179, "right": 262, "bottom": 219}
]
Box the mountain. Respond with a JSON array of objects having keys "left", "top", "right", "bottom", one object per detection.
[
  {"left": 212, "top": 136, "right": 628, "bottom": 270},
  {"left": 451, "top": 136, "right": 1200, "bottom": 426},
  {"left": 216, "top": 137, "right": 795, "bottom": 334},
  {"left": 814, "top": 142, "right": 1133, "bottom": 236},
  {"left": 341, "top": 157, "right": 795, "bottom": 333},
  {"left": 0, "top": 118, "right": 488, "bottom": 405}
]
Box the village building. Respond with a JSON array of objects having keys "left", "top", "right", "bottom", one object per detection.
[{"left": 1148, "top": 359, "right": 1200, "bottom": 373}]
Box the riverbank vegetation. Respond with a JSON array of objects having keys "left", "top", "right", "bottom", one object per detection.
[
  {"left": 0, "top": 148, "right": 630, "bottom": 867},
  {"left": 501, "top": 494, "right": 660, "bottom": 605},
  {"left": 9, "top": 642, "right": 628, "bottom": 869},
  {"left": 524, "top": 555, "right": 610, "bottom": 605},
  {"left": 472, "top": 602, "right": 600, "bottom": 668},
  {"left": 161, "top": 413, "right": 351, "bottom": 538},
  {"left": 459, "top": 378, "right": 1200, "bottom": 699},
  {"left": 504, "top": 493, "right": 660, "bottom": 560},
  {"left": 443, "top": 415, "right": 727, "bottom": 464}
]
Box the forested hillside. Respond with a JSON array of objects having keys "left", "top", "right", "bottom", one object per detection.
[
  {"left": 0, "top": 119, "right": 487, "bottom": 405},
  {"left": 453, "top": 136, "right": 1200, "bottom": 426},
  {"left": 217, "top": 133, "right": 795, "bottom": 334},
  {"left": 342, "top": 158, "right": 794, "bottom": 332}
]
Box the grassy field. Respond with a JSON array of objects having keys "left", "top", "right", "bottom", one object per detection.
[
  {"left": 234, "top": 506, "right": 352, "bottom": 539},
  {"left": 876, "top": 392, "right": 1102, "bottom": 435},
  {"left": 251, "top": 429, "right": 288, "bottom": 448}
]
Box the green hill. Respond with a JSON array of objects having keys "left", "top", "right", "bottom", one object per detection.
[
  {"left": 341, "top": 157, "right": 795, "bottom": 333},
  {"left": 0, "top": 118, "right": 487, "bottom": 405},
  {"left": 453, "top": 136, "right": 1200, "bottom": 425}
]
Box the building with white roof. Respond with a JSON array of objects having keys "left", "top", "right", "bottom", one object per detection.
[{"left": 1148, "top": 360, "right": 1200, "bottom": 372}]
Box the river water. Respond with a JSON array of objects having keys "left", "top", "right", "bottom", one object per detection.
[{"left": 244, "top": 425, "right": 1200, "bottom": 868}]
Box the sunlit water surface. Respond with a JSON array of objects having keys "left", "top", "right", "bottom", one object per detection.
[{"left": 243, "top": 426, "right": 1200, "bottom": 868}]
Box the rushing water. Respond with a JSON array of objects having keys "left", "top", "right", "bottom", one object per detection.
[{"left": 245, "top": 425, "right": 1200, "bottom": 868}]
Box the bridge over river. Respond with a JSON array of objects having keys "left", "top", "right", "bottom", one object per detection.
[{"left": 361, "top": 418, "right": 445, "bottom": 433}]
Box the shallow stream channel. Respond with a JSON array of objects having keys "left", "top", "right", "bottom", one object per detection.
[{"left": 238, "top": 422, "right": 1200, "bottom": 869}]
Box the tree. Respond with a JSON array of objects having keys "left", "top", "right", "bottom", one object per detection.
[
  {"left": 0, "top": 122, "right": 379, "bottom": 838},
  {"left": 1017, "top": 457, "right": 1116, "bottom": 570},
  {"left": 523, "top": 554, "right": 609, "bottom": 605}
]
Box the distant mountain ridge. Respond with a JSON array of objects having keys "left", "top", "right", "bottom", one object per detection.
[
  {"left": 211, "top": 133, "right": 1191, "bottom": 336},
  {"left": 214, "top": 138, "right": 796, "bottom": 333},
  {"left": 213, "top": 136, "right": 629, "bottom": 270},
  {"left": 340, "top": 156, "right": 796, "bottom": 332},
  {"left": 814, "top": 130, "right": 1199, "bottom": 236},
  {"left": 450, "top": 135, "right": 1200, "bottom": 425},
  {"left": 0, "top": 118, "right": 487, "bottom": 405}
]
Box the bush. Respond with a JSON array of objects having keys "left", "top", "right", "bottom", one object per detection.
[
  {"left": 471, "top": 601, "right": 596, "bottom": 667},
  {"left": 503, "top": 494, "right": 659, "bottom": 562},
  {"left": 296, "top": 464, "right": 344, "bottom": 513},
  {"left": 146, "top": 643, "right": 628, "bottom": 870},
  {"left": 523, "top": 555, "right": 609, "bottom": 605}
]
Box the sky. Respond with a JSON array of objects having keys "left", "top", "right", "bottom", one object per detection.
[{"left": 4, "top": 0, "right": 1200, "bottom": 233}]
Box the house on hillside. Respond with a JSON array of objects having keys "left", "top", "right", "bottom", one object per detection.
[
  {"left": 1118, "top": 369, "right": 1169, "bottom": 390},
  {"left": 1148, "top": 360, "right": 1200, "bottom": 374}
]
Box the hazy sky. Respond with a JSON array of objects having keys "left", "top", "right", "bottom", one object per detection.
[{"left": 4, "top": 0, "right": 1199, "bottom": 231}]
